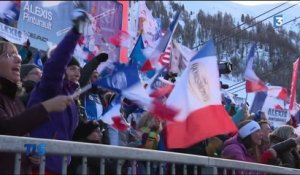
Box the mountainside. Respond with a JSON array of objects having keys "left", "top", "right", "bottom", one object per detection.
[{"left": 129, "top": 1, "right": 300, "bottom": 100}]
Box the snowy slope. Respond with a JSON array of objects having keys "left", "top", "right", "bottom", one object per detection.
[{"left": 181, "top": 1, "right": 300, "bottom": 32}]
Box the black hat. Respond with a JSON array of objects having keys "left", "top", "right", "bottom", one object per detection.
[
  {"left": 72, "top": 121, "right": 100, "bottom": 141},
  {"left": 68, "top": 57, "right": 80, "bottom": 67},
  {"left": 20, "top": 64, "right": 40, "bottom": 80}
]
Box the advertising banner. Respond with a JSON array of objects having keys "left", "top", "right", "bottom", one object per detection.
[{"left": 18, "top": 1, "right": 123, "bottom": 65}]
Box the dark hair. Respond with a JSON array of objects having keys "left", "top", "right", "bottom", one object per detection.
[
  {"left": 237, "top": 120, "right": 253, "bottom": 149},
  {"left": 258, "top": 120, "right": 269, "bottom": 126}
]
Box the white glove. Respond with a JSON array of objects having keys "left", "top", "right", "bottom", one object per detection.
[{"left": 72, "top": 9, "right": 91, "bottom": 34}]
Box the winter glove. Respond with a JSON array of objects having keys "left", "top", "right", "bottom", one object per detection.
[
  {"left": 72, "top": 8, "right": 91, "bottom": 34},
  {"left": 96, "top": 53, "right": 109, "bottom": 62},
  {"left": 272, "top": 138, "right": 297, "bottom": 155}
]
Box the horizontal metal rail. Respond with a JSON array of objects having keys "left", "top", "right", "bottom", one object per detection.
[{"left": 0, "top": 135, "right": 300, "bottom": 174}]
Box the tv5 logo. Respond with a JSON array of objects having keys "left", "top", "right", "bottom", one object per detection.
[
  {"left": 274, "top": 15, "right": 283, "bottom": 28},
  {"left": 24, "top": 144, "right": 46, "bottom": 156}
]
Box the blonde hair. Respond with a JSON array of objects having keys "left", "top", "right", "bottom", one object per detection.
[
  {"left": 138, "top": 112, "right": 161, "bottom": 132},
  {"left": 269, "top": 125, "right": 294, "bottom": 141}
]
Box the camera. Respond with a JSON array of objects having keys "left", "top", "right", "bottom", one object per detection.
[
  {"left": 164, "top": 72, "right": 177, "bottom": 83},
  {"left": 218, "top": 62, "right": 232, "bottom": 75},
  {"left": 218, "top": 62, "right": 232, "bottom": 89}
]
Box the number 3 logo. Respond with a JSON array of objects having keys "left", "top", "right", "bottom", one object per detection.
[{"left": 274, "top": 15, "right": 283, "bottom": 28}]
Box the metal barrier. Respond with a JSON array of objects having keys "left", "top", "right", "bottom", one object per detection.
[{"left": 1, "top": 135, "right": 300, "bottom": 175}]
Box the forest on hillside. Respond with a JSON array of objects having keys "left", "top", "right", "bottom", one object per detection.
[{"left": 145, "top": 1, "right": 300, "bottom": 98}]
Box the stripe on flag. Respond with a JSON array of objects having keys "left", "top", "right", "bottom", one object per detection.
[
  {"left": 141, "top": 11, "right": 180, "bottom": 72},
  {"left": 165, "top": 39, "right": 237, "bottom": 149},
  {"left": 94, "top": 63, "right": 179, "bottom": 121},
  {"left": 159, "top": 43, "right": 171, "bottom": 65},
  {"left": 244, "top": 44, "right": 268, "bottom": 93},
  {"left": 267, "top": 86, "right": 288, "bottom": 100}
]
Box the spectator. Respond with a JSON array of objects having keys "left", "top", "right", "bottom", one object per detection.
[
  {"left": 261, "top": 136, "right": 300, "bottom": 168},
  {"left": 258, "top": 120, "right": 272, "bottom": 153},
  {"left": 19, "top": 63, "right": 42, "bottom": 106},
  {"left": 68, "top": 120, "right": 105, "bottom": 174},
  {"left": 0, "top": 41, "right": 73, "bottom": 174},
  {"left": 221, "top": 120, "right": 262, "bottom": 163},
  {"left": 78, "top": 53, "right": 109, "bottom": 121},
  {"left": 27, "top": 9, "right": 90, "bottom": 174},
  {"left": 268, "top": 125, "right": 300, "bottom": 168}
]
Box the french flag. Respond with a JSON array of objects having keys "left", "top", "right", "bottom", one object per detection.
[
  {"left": 94, "top": 63, "right": 179, "bottom": 121},
  {"left": 101, "top": 102, "right": 130, "bottom": 131},
  {"left": 146, "top": 66, "right": 174, "bottom": 98},
  {"left": 129, "top": 35, "right": 147, "bottom": 69},
  {"left": 129, "top": 35, "right": 156, "bottom": 78},
  {"left": 108, "top": 30, "right": 133, "bottom": 49},
  {"left": 140, "top": 11, "right": 180, "bottom": 72},
  {"left": 289, "top": 58, "right": 299, "bottom": 111},
  {"left": 165, "top": 39, "right": 237, "bottom": 149},
  {"left": 267, "top": 86, "right": 288, "bottom": 100},
  {"left": 244, "top": 44, "right": 268, "bottom": 93}
]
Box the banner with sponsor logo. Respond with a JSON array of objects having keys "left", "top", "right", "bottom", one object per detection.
[
  {"left": 250, "top": 91, "right": 290, "bottom": 128},
  {"left": 0, "top": 21, "right": 27, "bottom": 45},
  {"left": 17, "top": 1, "right": 123, "bottom": 65}
]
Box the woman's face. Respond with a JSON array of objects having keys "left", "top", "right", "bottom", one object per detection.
[
  {"left": 23, "top": 68, "right": 43, "bottom": 82},
  {"left": 0, "top": 45, "right": 22, "bottom": 83},
  {"left": 65, "top": 65, "right": 81, "bottom": 83},
  {"left": 251, "top": 130, "right": 263, "bottom": 146},
  {"left": 87, "top": 127, "right": 103, "bottom": 143}
]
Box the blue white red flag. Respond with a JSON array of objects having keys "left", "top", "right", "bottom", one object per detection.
[
  {"left": 244, "top": 44, "right": 267, "bottom": 92},
  {"left": 141, "top": 11, "right": 180, "bottom": 72},
  {"left": 94, "top": 63, "right": 179, "bottom": 121},
  {"left": 165, "top": 39, "right": 237, "bottom": 149}
]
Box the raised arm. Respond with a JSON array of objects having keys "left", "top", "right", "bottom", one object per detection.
[{"left": 79, "top": 53, "right": 108, "bottom": 87}]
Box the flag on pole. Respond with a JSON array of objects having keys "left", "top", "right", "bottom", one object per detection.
[
  {"left": 33, "top": 50, "right": 43, "bottom": 69},
  {"left": 170, "top": 40, "right": 196, "bottom": 74},
  {"left": 94, "top": 63, "right": 179, "bottom": 121},
  {"left": 141, "top": 11, "right": 180, "bottom": 72},
  {"left": 165, "top": 39, "right": 237, "bottom": 149},
  {"left": 289, "top": 58, "right": 299, "bottom": 111},
  {"left": 129, "top": 34, "right": 156, "bottom": 78},
  {"left": 158, "top": 42, "right": 172, "bottom": 66},
  {"left": 108, "top": 30, "right": 133, "bottom": 49},
  {"left": 101, "top": 102, "right": 130, "bottom": 131},
  {"left": 267, "top": 86, "right": 288, "bottom": 100},
  {"left": 129, "top": 35, "right": 147, "bottom": 69},
  {"left": 244, "top": 44, "right": 268, "bottom": 92}
]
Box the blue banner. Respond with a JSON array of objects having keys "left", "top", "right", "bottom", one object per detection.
[{"left": 17, "top": 1, "right": 123, "bottom": 62}]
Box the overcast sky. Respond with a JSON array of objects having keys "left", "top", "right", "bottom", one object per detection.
[{"left": 231, "top": 1, "right": 299, "bottom": 6}]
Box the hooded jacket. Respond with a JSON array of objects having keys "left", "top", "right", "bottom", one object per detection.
[{"left": 221, "top": 134, "right": 256, "bottom": 162}]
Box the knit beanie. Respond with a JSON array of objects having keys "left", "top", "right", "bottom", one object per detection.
[
  {"left": 72, "top": 121, "right": 99, "bottom": 141},
  {"left": 68, "top": 57, "right": 80, "bottom": 67},
  {"left": 20, "top": 64, "right": 40, "bottom": 80}
]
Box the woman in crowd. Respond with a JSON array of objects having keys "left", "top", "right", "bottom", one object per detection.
[
  {"left": 221, "top": 120, "right": 262, "bottom": 162},
  {"left": 19, "top": 63, "right": 43, "bottom": 106},
  {"left": 0, "top": 41, "right": 73, "bottom": 174},
  {"left": 78, "top": 53, "right": 109, "bottom": 121},
  {"left": 268, "top": 125, "right": 300, "bottom": 168},
  {"left": 27, "top": 9, "right": 89, "bottom": 174},
  {"left": 68, "top": 120, "right": 104, "bottom": 174}
]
